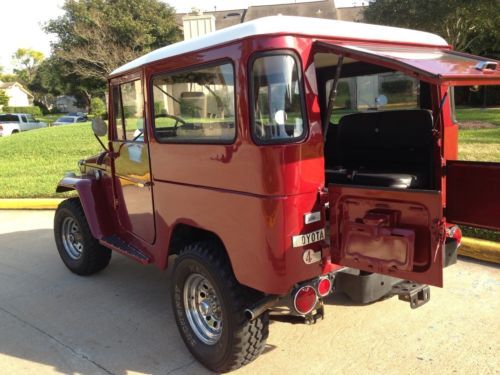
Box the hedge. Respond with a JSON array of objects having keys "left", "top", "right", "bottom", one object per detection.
[{"left": 3, "top": 106, "right": 43, "bottom": 116}]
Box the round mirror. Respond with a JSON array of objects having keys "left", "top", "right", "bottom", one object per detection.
[
  {"left": 274, "top": 110, "right": 287, "bottom": 125},
  {"left": 92, "top": 118, "right": 108, "bottom": 137},
  {"left": 375, "top": 94, "right": 388, "bottom": 107}
]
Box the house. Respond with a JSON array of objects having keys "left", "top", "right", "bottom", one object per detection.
[
  {"left": 55, "top": 95, "right": 85, "bottom": 113},
  {"left": 0, "top": 80, "right": 34, "bottom": 107},
  {"left": 176, "top": 0, "right": 366, "bottom": 36}
]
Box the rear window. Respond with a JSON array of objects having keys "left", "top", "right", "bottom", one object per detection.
[
  {"left": 250, "top": 53, "right": 306, "bottom": 143},
  {"left": 0, "top": 115, "right": 18, "bottom": 122}
]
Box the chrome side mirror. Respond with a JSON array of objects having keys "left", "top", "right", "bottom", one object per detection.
[{"left": 92, "top": 118, "right": 108, "bottom": 137}]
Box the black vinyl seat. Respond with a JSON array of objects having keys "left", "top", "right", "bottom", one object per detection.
[{"left": 325, "top": 110, "right": 434, "bottom": 189}]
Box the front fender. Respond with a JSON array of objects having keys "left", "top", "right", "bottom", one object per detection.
[{"left": 56, "top": 175, "right": 116, "bottom": 239}]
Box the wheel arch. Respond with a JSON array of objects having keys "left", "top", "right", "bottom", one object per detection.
[
  {"left": 167, "top": 223, "right": 236, "bottom": 273},
  {"left": 56, "top": 176, "right": 117, "bottom": 239}
]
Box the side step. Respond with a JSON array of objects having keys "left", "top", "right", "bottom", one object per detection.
[
  {"left": 392, "top": 281, "right": 430, "bottom": 309},
  {"left": 100, "top": 235, "right": 151, "bottom": 264}
]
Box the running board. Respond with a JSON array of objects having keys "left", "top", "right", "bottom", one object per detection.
[
  {"left": 392, "top": 281, "right": 430, "bottom": 309},
  {"left": 100, "top": 235, "right": 151, "bottom": 264}
]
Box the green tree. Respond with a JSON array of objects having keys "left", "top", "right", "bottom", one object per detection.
[
  {"left": 364, "top": 0, "right": 500, "bottom": 57},
  {"left": 45, "top": 0, "right": 181, "bottom": 89},
  {"left": 0, "top": 89, "right": 9, "bottom": 107},
  {"left": 90, "top": 97, "right": 106, "bottom": 116},
  {"left": 12, "top": 48, "right": 45, "bottom": 84}
]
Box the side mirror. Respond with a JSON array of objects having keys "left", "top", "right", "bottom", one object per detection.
[{"left": 92, "top": 118, "right": 108, "bottom": 137}]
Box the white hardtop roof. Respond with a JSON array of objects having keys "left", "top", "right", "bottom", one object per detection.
[{"left": 112, "top": 15, "right": 448, "bottom": 75}]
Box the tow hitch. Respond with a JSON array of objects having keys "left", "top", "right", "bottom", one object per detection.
[{"left": 391, "top": 281, "right": 430, "bottom": 309}]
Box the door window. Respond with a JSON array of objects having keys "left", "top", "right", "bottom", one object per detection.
[{"left": 112, "top": 80, "right": 144, "bottom": 142}]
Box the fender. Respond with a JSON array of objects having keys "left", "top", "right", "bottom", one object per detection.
[{"left": 56, "top": 175, "right": 117, "bottom": 239}]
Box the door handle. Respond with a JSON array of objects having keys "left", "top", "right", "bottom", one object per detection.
[{"left": 137, "top": 181, "right": 153, "bottom": 188}]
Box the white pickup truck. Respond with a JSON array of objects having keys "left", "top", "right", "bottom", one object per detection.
[{"left": 0, "top": 113, "right": 47, "bottom": 136}]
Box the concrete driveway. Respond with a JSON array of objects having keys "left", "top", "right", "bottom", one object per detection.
[{"left": 0, "top": 210, "right": 498, "bottom": 375}]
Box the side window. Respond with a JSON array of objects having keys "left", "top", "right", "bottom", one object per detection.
[
  {"left": 251, "top": 53, "right": 306, "bottom": 143},
  {"left": 112, "top": 80, "right": 144, "bottom": 142},
  {"left": 152, "top": 62, "right": 236, "bottom": 143},
  {"left": 20, "top": 115, "right": 27, "bottom": 123}
]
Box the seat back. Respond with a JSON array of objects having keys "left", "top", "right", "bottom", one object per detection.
[{"left": 335, "top": 110, "right": 434, "bottom": 177}]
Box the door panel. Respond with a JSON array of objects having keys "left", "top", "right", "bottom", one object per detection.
[
  {"left": 329, "top": 184, "right": 444, "bottom": 287},
  {"left": 113, "top": 140, "right": 155, "bottom": 243},
  {"left": 446, "top": 160, "right": 500, "bottom": 230}
]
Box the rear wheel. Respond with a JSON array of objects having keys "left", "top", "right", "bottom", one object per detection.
[
  {"left": 171, "top": 241, "right": 269, "bottom": 373},
  {"left": 54, "top": 198, "right": 111, "bottom": 275}
]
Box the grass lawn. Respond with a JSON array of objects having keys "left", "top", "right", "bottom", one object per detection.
[{"left": 0, "top": 123, "right": 101, "bottom": 198}]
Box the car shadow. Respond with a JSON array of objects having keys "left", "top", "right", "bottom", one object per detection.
[{"left": 0, "top": 229, "right": 236, "bottom": 374}]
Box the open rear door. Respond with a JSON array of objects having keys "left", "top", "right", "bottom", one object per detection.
[
  {"left": 329, "top": 185, "right": 444, "bottom": 287},
  {"left": 446, "top": 161, "right": 500, "bottom": 230},
  {"left": 314, "top": 41, "right": 500, "bottom": 86}
]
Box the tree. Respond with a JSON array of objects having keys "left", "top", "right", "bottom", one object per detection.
[
  {"left": 12, "top": 48, "right": 45, "bottom": 84},
  {"left": 45, "top": 0, "right": 181, "bottom": 89},
  {"left": 364, "top": 0, "right": 500, "bottom": 57},
  {"left": 0, "top": 90, "right": 9, "bottom": 107},
  {"left": 90, "top": 97, "right": 106, "bottom": 116}
]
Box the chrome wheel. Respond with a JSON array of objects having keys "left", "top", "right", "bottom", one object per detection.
[
  {"left": 183, "top": 273, "right": 223, "bottom": 345},
  {"left": 61, "top": 216, "right": 83, "bottom": 260}
]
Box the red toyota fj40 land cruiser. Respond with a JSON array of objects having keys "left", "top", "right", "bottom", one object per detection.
[{"left": 53, "top": 16, "right": 500, "bottom": 372}]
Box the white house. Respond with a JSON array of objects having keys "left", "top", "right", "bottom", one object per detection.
[{"left": 0, "top": 81, "right": 34, "bottom": 108}]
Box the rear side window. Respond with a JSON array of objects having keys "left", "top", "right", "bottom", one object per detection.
[
  {"left": 250, "top": 53, "right": 306, "bottom": 144},
  {"left": 151, "top": 62, "right": 236, "bottom": 143}
]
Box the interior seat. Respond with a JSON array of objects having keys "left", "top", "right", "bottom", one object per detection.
[{"left": 325, "top": 109, "right": 434, "bottom": 189}]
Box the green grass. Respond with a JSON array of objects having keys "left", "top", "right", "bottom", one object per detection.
[
  {"left": 456, "top": 106, "right": 500, "bottom": 125},
  {"left": 0, "top": 123, "right": 101, "bottom": 198}
]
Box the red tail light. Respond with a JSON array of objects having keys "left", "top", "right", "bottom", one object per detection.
[
  {"left": 447, "top": 225, "right": 462, "bottom": 246},
  {"left": 316, "top": 277, "right": 332, "bottom": 297},
  {"left": 293, "top": 286, "right": 317, "bottom": 315}
]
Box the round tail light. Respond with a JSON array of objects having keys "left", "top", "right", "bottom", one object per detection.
[
  {"left": 316, "top": 277, "right": 332, "bottom": 297},
  {"left": 293, "top": 286, "right": 317, "bottom": 315}
]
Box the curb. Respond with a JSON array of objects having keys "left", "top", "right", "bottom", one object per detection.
[
  {"left": 458, "top": 237, "right": 500, "bottom": 264},
  {"left": 0, "top": 199, "right": 498, "bottom": 264},
  {"left": 0, "top": 199, "right": 63, "bottom": 210}
]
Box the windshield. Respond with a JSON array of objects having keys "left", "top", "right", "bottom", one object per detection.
[
  {"left": 0, "top": 115, "right": 18, "bottom": 122},
  {"left": 57, "top": 117, "right": 75, "bottom": 123}
]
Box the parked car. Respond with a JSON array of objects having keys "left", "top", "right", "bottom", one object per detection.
[
  {"left": 0, "top": 113, "right": 47, "bottom": 136},
  {"left": 67, "top": 112, "right": 88, "bottom": 121},
  {"left": 52, "top": 115, "right": 87, "bottom": 126},
  {"left": 53, "top": 16, "right": 500, "bottom": 373}
]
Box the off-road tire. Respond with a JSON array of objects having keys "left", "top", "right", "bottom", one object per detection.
[
  {"left": 171, "top": 241, "right": 269, "bottom": 373},
  {"left": 54, "top": 198, "right": 111, "bottom": 275}
]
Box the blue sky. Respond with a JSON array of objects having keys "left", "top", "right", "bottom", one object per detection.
[{"left": 0, "top": 0, "right": 368, "bottom": 73}]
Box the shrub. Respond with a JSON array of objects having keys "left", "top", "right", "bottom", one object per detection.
[
  {"left": 90, "top": 97, "right": 106, "bottom": 117},
  {"left": 3, "top": 105, "right": 42, "bottom": 116}
]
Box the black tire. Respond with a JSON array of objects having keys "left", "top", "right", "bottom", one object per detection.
[
  {"left": 171, "top": 241, "right": 269, "bottom": 373},
  {"left": 54, "top": 198, "right": 111, "bottom": 275}
]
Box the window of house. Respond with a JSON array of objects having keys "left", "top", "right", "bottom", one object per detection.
[
  {"left": 250, "top": 53, "right": 306, "bottom": 144},
  {"left": 151, "top": 62, "right": 236, "bottom": 143}
]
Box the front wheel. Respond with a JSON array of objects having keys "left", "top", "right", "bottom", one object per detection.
[
  {"left": 54, "top": 198, "right": 111, "bottom": 275},
  {"left": 171, "top": 241, "right": 269, "bottom": 373}
]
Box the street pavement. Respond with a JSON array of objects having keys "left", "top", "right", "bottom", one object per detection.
[{"left": 0, "top": 210, "right": 498, "bottom": 375}]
